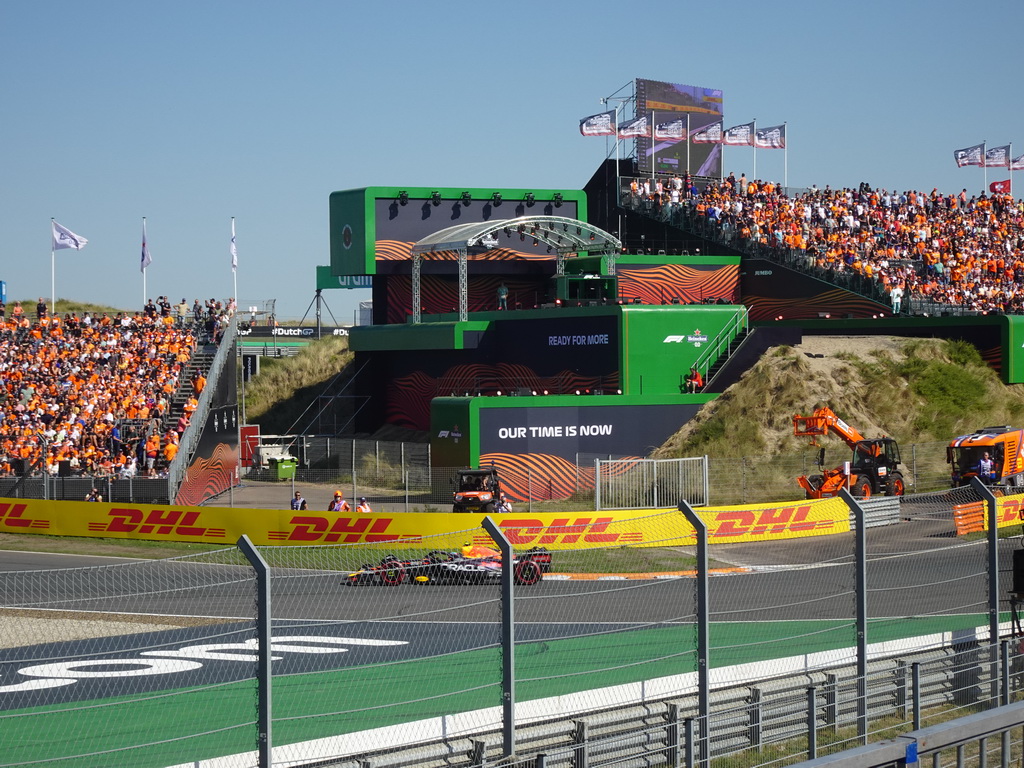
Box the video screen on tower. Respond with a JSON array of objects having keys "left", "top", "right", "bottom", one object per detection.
[{"left": 636, "top": 78, "right": 723, "bottom": 178}]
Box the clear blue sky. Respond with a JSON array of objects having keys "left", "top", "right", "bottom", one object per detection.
[{"left": 3, "top": 0, "right": 1021, "bottom": 322}]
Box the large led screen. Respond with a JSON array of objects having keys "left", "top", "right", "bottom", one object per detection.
[{"left": 636, "top": 78, "right": 723, "bottom": 178}]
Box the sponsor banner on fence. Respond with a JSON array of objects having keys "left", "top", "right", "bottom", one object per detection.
[
  {"left": 952, "top": 495, "right": 1024, "bottom": 535},
  {"left": 0, "top": 496, "right": 849, "bottom": 548}
]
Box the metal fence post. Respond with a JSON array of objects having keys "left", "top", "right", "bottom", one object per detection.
[
  {"left": 684, "top": 717, "right": 694, "bottom": 768},
  {"left": 839, "top": 488, "right": 868, "bottom": 744},
  {"left": 807, "top": 686, "right": 817, "bottom": 759},
  {"left": 483, "top": 516, "right": 515, "bottom": 759},
  {"left": 236, "top": 535, "right": 272, "bottom": 768},
  {"left": 970, "top": 477, "right": 1001, "bottom": 705},
  {"left": 912, "top": 443, "right": 918, "bottom": 493},
  {"left": 678, "top": 500, "right": 709, "bottom": 768},
  {"left": 594, "top": 459, "right": 602, "bottom": 512},
  {"left": 404, "top": 471, "right": 409, "bottom": 513},
  {"left": 666, "top": 703, "right": 680, "bottom": 768},
  {"left": 912, "top": 662, "right": 921, "bottom": 731}
]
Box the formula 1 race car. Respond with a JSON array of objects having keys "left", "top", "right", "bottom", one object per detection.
[{"left": 344, "top": 546, "right": 551, "bottom": 587}]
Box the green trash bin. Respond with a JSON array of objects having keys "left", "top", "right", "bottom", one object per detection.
[{"left": 270, "top": 457, "right": 297, "bottom": 481}]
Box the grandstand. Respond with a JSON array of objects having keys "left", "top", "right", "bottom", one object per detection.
[{"left": 0, "top": 301, "right": 236, "bottom": 504}]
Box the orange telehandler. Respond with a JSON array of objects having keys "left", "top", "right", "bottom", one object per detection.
[{"left": 792, "top": 407, "right": 905, "bottom": 499}]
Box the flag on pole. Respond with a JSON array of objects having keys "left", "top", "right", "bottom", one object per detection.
[
  {"left": 653, "top": 116, "right": 686, "bottom": 140},
  {"left": 691, "top": 120, "right": 723, "bottom": 144},
  {"left": 1011, "top": 154, "right": 1024, "bottom": 172},
  {"left": 984, "top": 145, "right": 1010, "bottom": 168},
  {"left": 723, "top": 122, "right": 755, "bottom": 146},
  {"left": 954, "top": 143, "right": 985, "bottom": 167},
  {"left": 990, "top": 180, "right": 1012, "bottom": 194},
  {"left": 52, "top": 221, "right": 88, "bottom": 251},
  {"left": 230, "top": 219, "right": 238, "bottom": 271},
  {"left": 617, "top": 114, "right": 651, "bottom": 139},
  {"left": 579, "top": 110, "right": 616, "bottom": 136},
  {"left": 754, "top": 124, "right": 787, "bottom": 149},
  {"left": 140, "top": 220, "right": 152, "bottom": 273}
]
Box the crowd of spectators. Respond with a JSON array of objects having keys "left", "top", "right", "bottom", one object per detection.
[
  {"left": 627, "top": 173, "right": 1024, "bottom": 315},
  {"left": 0, "top": 296, "right": 235, "bottom": 480}
]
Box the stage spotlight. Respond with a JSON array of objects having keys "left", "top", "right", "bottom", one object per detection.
[
  {"left": 503, "top": 227, "right": 511, "bottom": 237},
  {"left": 525, "top": 192, "right": 535, "bottom": 207},
  {"left": 576, "top": 226, "right": 582, "bottom": 235},
  {"left": 533, "top": 239, "right": 539, "bottom": 246},
  {"left": 496, "top": 390, "right": 502, "bottom": 396},
  {"left": 546, "top": 245, "right": 552, "bottom": 253},
  {"left": 492, "top": 192, "right": 502, "bottom": 205},
  {"left": 575, "top": 389, "right": 582, "bottom": 395},
  {"left": 398, "top": 191, "right": 409, "bottom": 205},
  {"left": 520, "top": 233, "right": 525, "bottom": 241},
  {"left": 461, "top": 191, "right": 472, "bottom": 205},
  {"left": 553, "top": 192, "right": 563, "bottom": 207},
  {"left": 431, "top": 191, "right": 441, "bottom": 206}
]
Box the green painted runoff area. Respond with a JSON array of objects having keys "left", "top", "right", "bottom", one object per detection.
[{"left": 1, "top": 615, "right": 991, "bottom": 768}]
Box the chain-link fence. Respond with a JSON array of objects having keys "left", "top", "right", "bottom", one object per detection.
[
  {"left": 7, "top": 483, "right": 1024, "bottom": 767},
  {"left": 237, "top": 437, "right": 955, "bottom": 513},
  {"left": 0, "top": 547, "right": 257, "bottom": 767}
]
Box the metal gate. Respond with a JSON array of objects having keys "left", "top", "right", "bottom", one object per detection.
[{"left": 594, "top": 456, "right": 708, "bottom": 510}]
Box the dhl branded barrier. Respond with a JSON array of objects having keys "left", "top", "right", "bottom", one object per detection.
[
  {"left": 952, "top": 494, "right": 1024, "bottom": 535},
  {"left": 0, "top": 496, "right": 849, "bottom": 549}
]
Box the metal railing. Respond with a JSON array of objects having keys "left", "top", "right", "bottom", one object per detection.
[{"left": 167, "top": 316, "right": 238, "bottom": 501}]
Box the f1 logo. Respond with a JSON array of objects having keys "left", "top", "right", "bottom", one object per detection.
[{"left": 663, "top": 335, "right": 686, "bottom": 343}]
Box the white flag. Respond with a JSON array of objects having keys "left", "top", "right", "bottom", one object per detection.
[
  {"left": 140, "top": 219, "right": 152, "bottom": 273},
  {"left": 230, "top": 219, "right": 238, "bottom": 271},
  {"left": 52, "top": 220, "right": 88, "bottom": 251}
]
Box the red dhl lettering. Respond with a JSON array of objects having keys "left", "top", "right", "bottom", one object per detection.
[
  {"left": 711, "top": 506, "right": 831, "bottom": 538},
  {"left": 498, "top": 518, "right": 619, "bottom": 545},
  {"left": 1000, "top": 498, "right": 1022, "bottom": 524},
  {"left": 105, "top": 508, "right": 209, "bottom": 537},
  {"left": 286, "top": 516, "right": 397, "bottom": 543},
  {"left": 0, "top": 502, "right": 32, "bottom": 528}
]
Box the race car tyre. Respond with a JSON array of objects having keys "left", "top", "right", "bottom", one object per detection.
[
  {"left": 886, "top": 472, "right": 906, "bottom": 496},
  {"left": 514, "top": 559, "right": 542, "bottom": 586},
  {"left": 379, "top": 565, "right": 406, "bottom": 586}
]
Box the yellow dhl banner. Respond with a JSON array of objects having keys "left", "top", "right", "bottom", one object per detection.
[{"left": 0, "top": 496, "right": 849, "bottom": 549}]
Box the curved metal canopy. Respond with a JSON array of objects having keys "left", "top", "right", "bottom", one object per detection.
[{"left": 411, "top": 215, "right": 621, "bottom": 256}]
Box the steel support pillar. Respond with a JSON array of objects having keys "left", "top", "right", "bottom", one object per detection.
[
  {"left": 457, "top": 247, "right": 468, "bottom": 321},
  {"left": 412, "top": 254, "right": 422, "bottom": 324}
]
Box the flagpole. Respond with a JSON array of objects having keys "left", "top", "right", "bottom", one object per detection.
[
  {"left": 142, "top": 217, "right": 147, "bottom": 308},
  {"left": 231, "top": 217, "right": 238, "bottom": 304},
  {"left": 50, "top": 218, "right": 56, "bottom": 311},
  {"left": 983, "top": 140, "right": 987, "bottom": 192},
  {"left": 752, "top": 119, "right": 757, "bottom": 182},
  {"left": 685, "top": 114, "right": 691, "bottom": 176},
  {"left": 784, "top": 122, "right": 789, "bottom": 191},
  {"left": 1009, "top": 142, "right": 1013, "bottom": 197}
]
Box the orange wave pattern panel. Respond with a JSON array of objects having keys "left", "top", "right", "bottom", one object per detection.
[
  {"left": 386, "top": 365, "right": 620, "bottom": 431},
  {"left": 479, "top": 453, "right": 644, "bottom": 502},
  {"left": 744, "top": 288, "right": 888, "bottom": 321},
  {"left": 174, "top": 443, "right": 238, "bottom": 507},
  {"left": 375, "top": 240, "right": 556, "bottom": 263},
  {"left": 617, "top": 264, "right": 739, "bottom": 304},
  {"left": 385, "top": 275, "right": 550, "bottom": 323}
]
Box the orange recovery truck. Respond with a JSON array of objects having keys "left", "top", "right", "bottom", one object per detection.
[
  {"left": 792, "top": 407, "right": 905, "bottom": 499},
  {"left": 947, "top": 426, "right": 1024, "bottom": 487}
]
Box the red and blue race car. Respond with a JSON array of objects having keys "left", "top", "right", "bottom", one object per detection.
[{"left": 344, "top": 545, "right": 551, "bottom": 587}]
